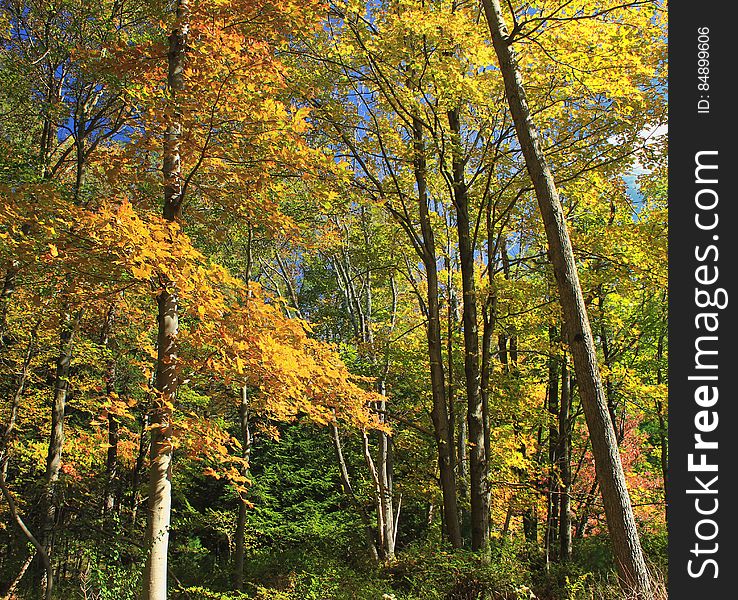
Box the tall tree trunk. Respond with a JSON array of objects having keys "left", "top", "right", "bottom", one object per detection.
[
  {"left": 481, "top": 199, "right": 497, "bottom": 538},
  {"left": 412, "top": 116, "right": 462, "bottom": 549},
  {"left": 40, "top": 309, "right": 80, "bottom": 597},
  {"left": 104, "top": 417, "right": 120, "bottom": 516},
  {"left": 233, "top": 386, "right": 252, "bottom": 591},
  {"left": 234, "top": 226, "right": 254, "bottom": 591},
  {"left": 448, "top": 108, "right": 488, "bottom": 552},
  {"left": 480, "top": 2, "right": 651, "bottom": 595},
  {"left": 101, "top": 303, "right": 119, "bottom": 518},
  {"left": 377, "top": 381, "right": 395, "bottom": 559},
  {"left": 332, "top": 214, "right": 398, "bottom": 560},
  {"left": 362, "top": 431, "right": 386, "bottom": 553},
  {"left": 559, "top": 356, "right": 572, "bottom": 561},
  {"left": 359, "top": 213, "right": 396, "bottom": 561},
  {"left": 446, "top": 250, "right": 468, "bottom": 537},
  {"left": 142, "top": 2, "right": 189, "bottom": 598},
  {"left": 545, "top": 328, "right": 559, "bottom": 565}
]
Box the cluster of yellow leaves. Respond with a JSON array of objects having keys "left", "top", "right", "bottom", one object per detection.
[
  {"left": 89, "top": 0, "right": 339, "bottom": 235},
  {"left": 190, "top": 282, "right": 382, "bottom": 429},
  {"left": 0, "top": 180, "right": 380, "bottom": 431}
]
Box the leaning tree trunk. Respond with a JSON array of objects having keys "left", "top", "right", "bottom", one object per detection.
[
  {"left": 141, "top": 2, "right": 189, "bottom": 599},
  {"left": 481, "top": 1, "right": 651, "bottom": 596},
  {"left": 0, "top": 326, "right": 50, "bottom": 599}
]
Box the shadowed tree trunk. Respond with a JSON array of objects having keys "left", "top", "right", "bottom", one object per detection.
[
  {"left": 41, "top": 309, "right": 81, "bottom": 597},
  {"left": 448, "top": 107, "right": 488, "bottom": 553},
  {"left": 130, "top": 415, "right": 150, "bottom": 532},
  {"left": 100, "top": 303, "right": 119, "bottom": 519},
  {"left": 0, "top": 326, "right": 48, "bottom": 599},
  {"left": 481, "top": 1, "right": 652, "bottom": 595},
  {"left": 545, "top": 326, "right": 559, "bottom": 565},
  {"left": 412, "top": 116, "right": 462, "bottom": 549},
  {"left": 0, "top": 266, "right": 17, "bottom": 350},
  {"left": 559, "top": 356, "right": 572, "bottom": 561}
]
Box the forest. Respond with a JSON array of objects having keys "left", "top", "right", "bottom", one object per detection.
[{"left": 0, "top": 0, "right": 667, "bottom": 599}]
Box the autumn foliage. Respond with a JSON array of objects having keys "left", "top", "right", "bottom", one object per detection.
[{"left": 0, "top": 0, "right": 667, "bottom": 599}]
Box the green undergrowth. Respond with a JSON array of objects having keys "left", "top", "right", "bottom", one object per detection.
[{"left": 161, "top": 532, "right": 667, "bottom": 600}]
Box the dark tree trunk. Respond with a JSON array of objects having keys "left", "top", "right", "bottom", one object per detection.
[
  {"left": 480, "top": 199, "right": 497, "bottom": 538},
  {"left": 559, "top": 357, "right": 572, "bottom": 561},
  {"left": 130, "top": 415, "right": 150, "bottom": 532},
  {"left": 448, "top": 108, "right": 488, "bottom": 552},
  {"left": 545, "top": 328, "right": 560, "bottom": 564},
  {"left": 101, "top": 303, "right": 119, "bottom": 518},
  {"left": 0, "top": 266, "right": 17, "bottom": 351},
  {"left": 412, "top": 116, "right": 462, "bottom": 549}
]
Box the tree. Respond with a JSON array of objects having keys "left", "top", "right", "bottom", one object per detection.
[{"left": 480, "top": 0, "right": 653, "bottom": 595}]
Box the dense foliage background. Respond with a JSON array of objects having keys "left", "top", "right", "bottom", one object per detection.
[{"left": 0, "top": 0, "right": 667, "bottom": 598}]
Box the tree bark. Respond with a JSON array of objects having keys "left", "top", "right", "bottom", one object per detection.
[
  {"left": 559, "top": 356, "right": 572, "bottom": 561},
  {"left": 480, "top": 1, "right": 651, "bottom": 595},
  {"left": 104, "top": 416, "right": 120, "bottom": 516},
  {"left": 40, "top": 310, "right": 80, "bottom": 597},
  {"left": 0, "top": 266, "right": 17, "bottom": 351},
  {"left": 412, "top": 116, "right": 462, "bottom": 549},
  {"left": 376, "top": 382, "right": 396, "bottom": 559},
  {"left": 448, "top": 108, "right": 488, "bottom": 552},
  {"left": 481, "top": 201, "right": 497, "bottom": 542},
  {"left": 545, "top": 328, "right": 559, "bottom": 565},
  {"left": 130, "top": 413, "right": 150, "bottom": 533},
  {"left": 1, "top": 475, "right": 52, "bottom": 600},
  {"left": 361, "top": 430, "right": 386, "bottom": 553},
  {"left": 141, "top": 2, "right": 189, "bottom": 598}
]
